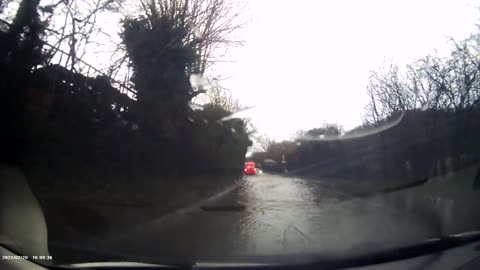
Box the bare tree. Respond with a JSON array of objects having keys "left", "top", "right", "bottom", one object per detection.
[
  {"left": 364, "top": 37, "right": 480, "bottom": 124},
  {"left": 290, "top": 129, "right": 307, "bottom": 141},
  {"left": 132, "top": 0, "right": 246, "bottom": 75},
  {"left": 254, "top": 133, "right": 275, "bottom": 152},
  {"left": 201, "top": 78, "right": 240, "bottom": 112},
  {"left": 41, "top": 0, "right": 122, "bottom": 73},
  {"left": 364, "top": 63, "right": 415, "bottom": 123}
]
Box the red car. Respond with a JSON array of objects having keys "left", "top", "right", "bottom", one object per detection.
[{"left": 244, "top": 162, "right": 256, "bottom": 175}]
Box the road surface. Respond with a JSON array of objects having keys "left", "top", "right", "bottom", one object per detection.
[{"left": 50, "top": 166, "right": 480, "bottom": 265}]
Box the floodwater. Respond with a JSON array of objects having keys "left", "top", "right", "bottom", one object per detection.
[{"left": 51, "top": 166, "right": 480, "bottom": 265}]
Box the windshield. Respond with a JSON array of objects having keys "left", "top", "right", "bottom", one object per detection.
[{"left": 1, "top": 0, "right": 480, "bottom": 267}]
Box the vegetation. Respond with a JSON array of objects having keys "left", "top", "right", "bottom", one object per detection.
[
  {"left": 364, "top": 36, "right": 480, "bottom": 124},
  {"left": 0, "top": 0, "right": 250, "bottom": 205}
]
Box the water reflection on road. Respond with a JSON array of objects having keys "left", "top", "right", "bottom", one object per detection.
[
  {"left": 235, "top": 174, "right": 430, "bottom": 257},
  {"left": 238, "top": 176, "right": 319, "bottom": 255},
  {"left": 90, "top": 168, "right": 480, "bottom": 264}
]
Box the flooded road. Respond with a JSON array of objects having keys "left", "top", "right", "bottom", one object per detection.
[{"left": 51, "top": 165, "right": 480, "bottom": 264}]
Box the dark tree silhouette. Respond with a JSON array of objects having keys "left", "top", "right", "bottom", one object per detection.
[{"left": 364, "top": 37, "right": 480, "bottom": 124}]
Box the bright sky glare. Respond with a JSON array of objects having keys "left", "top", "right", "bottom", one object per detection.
[{"left": 211, "top": 0, "right": 479, "bottom": 141}]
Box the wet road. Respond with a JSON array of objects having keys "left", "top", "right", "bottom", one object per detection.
[{"left": 53, "top": 166, "right": 480, "bottom": 264}]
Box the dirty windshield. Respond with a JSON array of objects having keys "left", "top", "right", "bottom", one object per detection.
[{"left": 1, "top": 0, "right": 480, "bottom": 267}]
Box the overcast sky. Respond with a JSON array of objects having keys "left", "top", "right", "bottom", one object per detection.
[{"left": 209, "top": 0, "right": 479, "bottom": 141}]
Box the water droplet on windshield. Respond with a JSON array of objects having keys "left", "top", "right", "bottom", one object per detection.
[
  {"left": 190, "top": 74, "right": 210, "bottom": 90},
  {"left": 193, "top": 28, "right": 203, "bottom": 39},
  {"left": 219, "top": 106, "right": 256, "bottom": 122}
]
